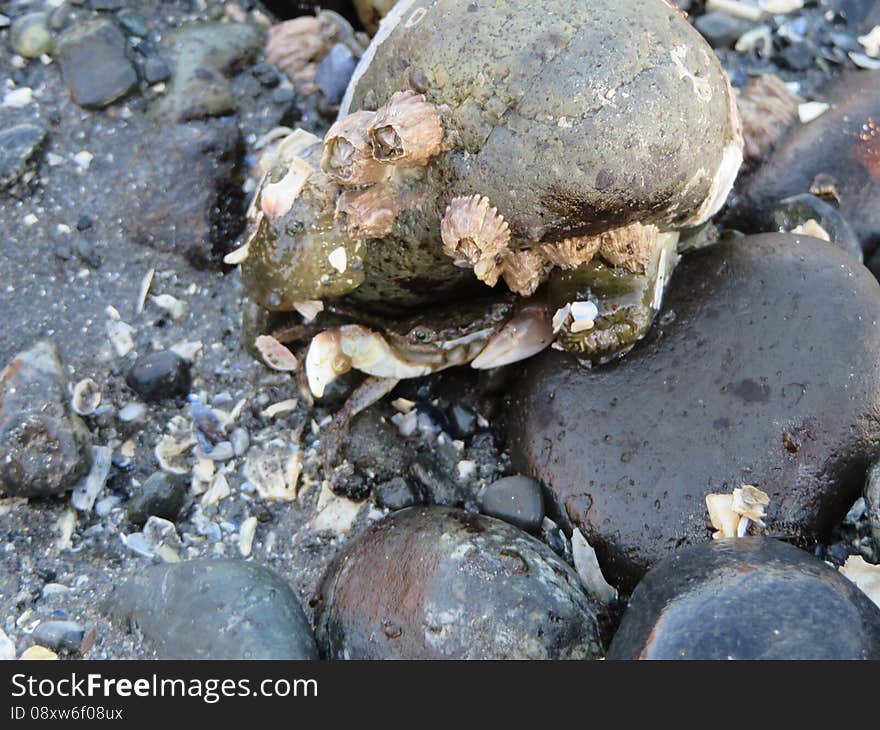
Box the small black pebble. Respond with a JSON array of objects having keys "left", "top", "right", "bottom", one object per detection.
[
  {"left": 480, "top": 475, "right": 544, "bottom": 533},
  {"left": 125, "top": 350, "right": 191, "bottom": 402}
]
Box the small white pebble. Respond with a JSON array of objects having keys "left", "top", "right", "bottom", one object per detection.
[
  {"left": 73, "top": 150, "right": 94, "bottom": 171},
  {"left": 3, "top": 87, "right": 33, "bottom": 108}
]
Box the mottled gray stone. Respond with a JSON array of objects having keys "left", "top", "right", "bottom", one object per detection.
[
  {"left": 112, "top": 559, "right": 318, "bottom": 660},
  {"left": 316, "top": 506, "right": 604, "bottom": 659},
  {"left": 0, "top": 341, "right": 92, "bottom": 498}
]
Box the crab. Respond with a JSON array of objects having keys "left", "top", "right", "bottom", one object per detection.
[{"left": 233, "top": 0, "right": 743, "bottom": 481}]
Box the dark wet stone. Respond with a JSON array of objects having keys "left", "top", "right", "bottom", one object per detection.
[
  {"left": 116, "top": 10, "right": 148, "bottom": 38},
  {"left": 314, "top": 43, "right": 357, "bottom": 105},
  {"left": 343, "top": 407, "right": 409, "bottom": 483},
  {"left": 315, "top": 506, "right": 604, "bottom": 659},
  {"left": 114, "top": 119, "right": 245, "bottom": 268},
  {"left": 0, "top": 341, "right": 92, "bottom": 498},
  {"left": 777, "top": 41, "right": 818, "bottom": 71},
  {"left": 608, "top": 538, "right": 880, "bottom": 660},
  {"left": 56, "top": 19, "right": 137, "bottom": 109},
  {"left": 409, "top": 456, "right": 464, "bottom": 507},
  {"left": 112, "top": 559, "right": 318, "bottom": 659},
  {"left": 507, "top": 234, "right": 880, "bottom": 591},
  {"left": 374, "top": 477, "right": 422, "bottom": 511},
  {"left": 157, "top": 21, "right": 263, "bottom": 122},
  {"left": 251, "top": 62, "right": 280, "bottom": 88},
  {"left": 126, "top": 471, "right": 188, "bottom": 525},
  {"left": 729, "top": 72, "right": 880, "bottom": 254},
  {"left": 767, "top": 193, "right": 863, "bottom": 262},
  {"left": 865, "top": 462, "right": 880, "bottom": 549},
  {"left": 694, "top": 11, "right": 755, "bottom": 49},
  {"left": 9, "top": 12, "right": 53, "bottom": 58},
  {"left": 0, "top": 123, "right": 47, "bottom": 191},
  {"left": 31, "top": 620, "right": 85, "bottom": 652},
  {"left": 142, "top": 56, "right": 171, "bottom": 84},
  {"left": 125, "top": 351, "right": 191, "bottom": 402},
  {"left": 480, "top": 476, "right": 544, "bottom": 533}
]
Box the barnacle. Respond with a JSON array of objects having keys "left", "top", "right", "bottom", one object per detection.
[
  {"left": 596, "top": 223, "right": 659, "bottom": 275},
  {"left": 736, "top": 74, "right": 801, "bottom": 164},
  {"left": 440, "top": 195, "right": 510, "bottom": 286},
  {"left": 541, "top": 236, "right": 602, "bottom": 270},
  {"left": 500, "top": 248, "right": 552, "bottom": 297},
  {"left": 266, "top": 15, "right": 339, "bottom": 83},
  {"left": 322, "top": 111, "right": 388, "bottom": 185},
  {"left": 368, "top": 91, "right": 443, "bottom": 166},
  {"left": 335, "top": 183, "right": 409, "bottom": 239}
]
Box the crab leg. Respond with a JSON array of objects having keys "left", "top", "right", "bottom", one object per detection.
[
  {"left": 323, "top": 375, "right": 400, "bottom": 479},
  {"left": 471, "top": 304, "right": 554, "bottom": 369}
]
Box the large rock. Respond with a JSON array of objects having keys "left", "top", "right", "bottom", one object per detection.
[
  {"left": 608, "top": 538, "right": 880, "bottom": 660},
  {"left": 113, "top": 120, "right": 246, "bottom": 268},
  {"left": 0, "top": 341, "right": 92, "bottom": 498},
  {"left": 507, "top": 234, "right": 880, "bottom": 590},
  {"left": 315, "top": 506, "right": 604, "bottom": 659},
  {"left": 728, "top": 72, "right": 880, "bottom": 254},
  {"left": 111, "top": 559, "right": 318, "bottom": 660}
]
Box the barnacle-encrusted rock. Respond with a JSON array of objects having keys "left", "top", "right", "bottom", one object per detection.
[{"left": 240, "top": 0, "right": 742, "bottom": 379}]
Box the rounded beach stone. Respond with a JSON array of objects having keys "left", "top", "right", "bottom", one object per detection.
[
  {"left": 507, "top": 234, "right": 880, "bottom": 590},
  {"left": 608, "top": 538, "right": 880, "bottom": 660},
  {"left": 315, "top": 506, "right": 604, "bottom": 659}
]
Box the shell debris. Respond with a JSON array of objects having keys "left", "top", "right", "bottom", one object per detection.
[
  {"left": 706, "top": 484, "right": 770, "bottom": 538},
  {"left": 243, "top": 442, "right": 302, "bottom": 502},
  {"left": 71, "top": 378, "right": 101, "bottom": 416}
]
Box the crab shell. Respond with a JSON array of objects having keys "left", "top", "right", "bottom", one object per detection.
[{"left": 305, "top": 304, "right": 554, "bottom": 397}]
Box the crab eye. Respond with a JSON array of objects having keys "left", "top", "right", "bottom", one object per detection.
[{"left": 411, "top": 327, "right": 431, "bottom": 342}]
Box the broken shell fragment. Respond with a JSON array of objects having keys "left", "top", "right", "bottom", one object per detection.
[
  {"left": 732, "top": 484, "right": 770, "bottom": 525},
  {"left": 255, "top": 335, "right": 299, "bottom": 371},
  {"left": 293, "top": 300, "right": 324, "bottom": 322},
  {"left": 706, "top": 493, "right": 740, "bottom": 540},
  {"left": 706, "top": 484, "right": 770, "bottom": 538},
  {"left": 244, "top": 442, "right": 302, "bottom": 502},
  {"left": 368, "top": 91, "right": 443, "bottom": 166},
  {"left": 71, "top": 378, "right": 101, "bottom": 416},
  {"left": 441, "top": 195, "right": 510, "bottom": 286},
  {"left": 322, "top": 110, "right": 387, "bottom": 185}
]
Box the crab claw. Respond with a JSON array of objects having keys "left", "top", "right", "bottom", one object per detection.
[
  {"left": 338, "top": 325, "right": 436, "bottom": 379},
  {"left": 305, "top": 330, "right": 350, "bottom": 398},
  {"left": 471, "top": 305, "right": 553, "bottom": 370}
]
